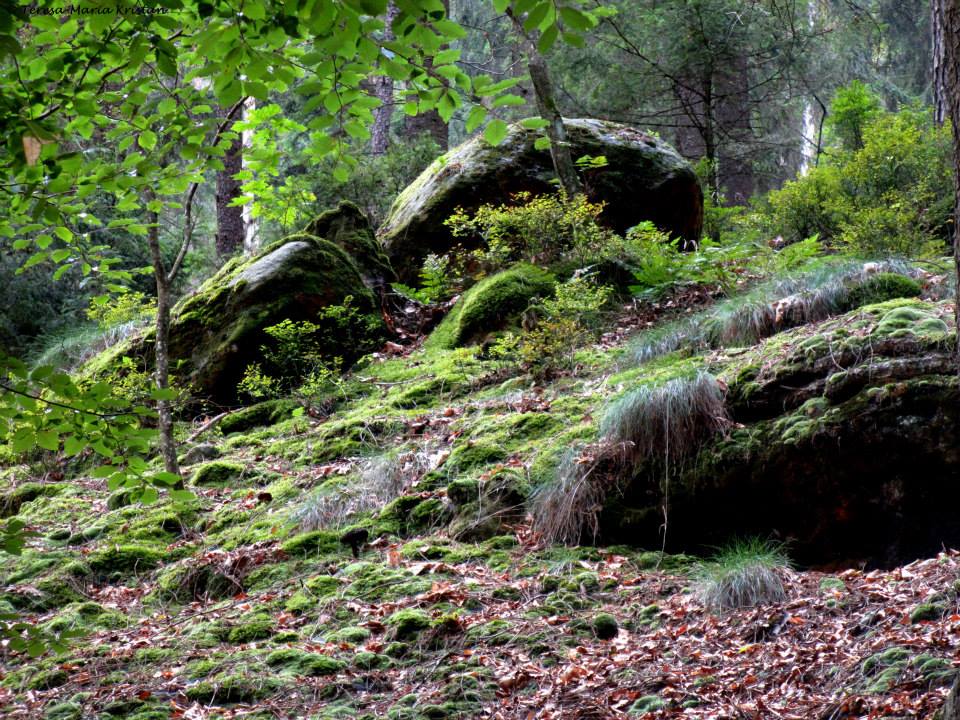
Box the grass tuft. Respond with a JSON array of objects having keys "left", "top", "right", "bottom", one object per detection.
[
  {"left": 629, "top": 260, "right": 922, "bottom": 365},
  {"left": 691, "top": 537, "right": 790, "bottom": 612},
  {"left": 599, "top": 372, "right": 728, "bottom": 469}
]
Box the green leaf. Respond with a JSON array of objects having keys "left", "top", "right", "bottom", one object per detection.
[
  {"left": 493, "top": 94, "right": 526, "bottom": 108},
  {"left": 538, "top": 24, "right": 559, "bottom": 53},
  {"left": 534, "top": 135, "right": 552, "bottom": 150},
  {"left": 559, "top": 7, "right": 596, "bottom": 31},
  {"left": 520, "top": 117, "right": 550, "bottom": 130},
  {"left": 169, "top": 489, "right": 195, "bottom": 503},
  {"left": 149, "top": 387, "right": 177, "bottom": 401},
  {"left": 63, "top": 435, "right": 85, "bottom": 457},
  {"left": 524, "top": 2, "right": 549, "bottom": 32},
  {"left": 53, "top": 226, "right": 72, "bottom": 242},
  {"left": 433, "top": 19, "right": 466, "bottom": 39},
  {"left": 493, "top": 0, "right": 510, "bottom": 12},
  {"left": 483, "top": 119, "right": 509, "bottom": 146},
  {"left": 466, "top": 105, "right": 487, "bottom": 134},
  {"left": 36, "top": 431, "right": 59, "bottom": 452},
  {"left": 139, "top": 487, "right": 159, "bottom": 505},
  {"left": 154, "top": 471, "right": 182, "bottom": 487},
  {"left": 138, "top": 130, "right": 157, "bottom": 151}
]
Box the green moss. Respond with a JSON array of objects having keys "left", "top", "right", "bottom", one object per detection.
[
  {"left": 464, "top": 619, "right": 512, "bottom": 645},
  {"left": 354, "top": 650, "right": 391, "bottom": 670},
  {"left": 446, "top": 441, "right": 507, "bottom": 472},
  {"left": 42, "top": 702, "right": 82, "bottom": 720},
  {"left": 386, "top": 609, "right": 432, "bottom": 640},
  {"left": 191, "top": 460, "right": 247, "bottom": 486},
  {"left": 29, "top": 668, "right": 70, "bottom": 690},
  {"left": 219, "top": 399, "right": 300, "bottom": 435},
  {"left": 281, "top": 530, "right": 340, "bottom": 557},
  {"left": 845, "top": 272, "right": 921, "bottom": 309},
  {"left": 87, "top": 544, "right": 163, "bottom": 577},
  {"left": 428, "top": 264, "right": 556, "bottom": 348},
  {"left": 305, "top": 574, "right": 342, "bottom": 596},
  {"left": 327, "top": 625, "right": 371, "bottom": 644},
  {"left": 225, "top": 614, "right": 275, "bottom": 643},
  {"left": 1, "top": 482, "right": 65, "bottom": 517},
  {"left": 184, "top": 672, "right": 283, "bottom": 703},
  {"left": 910, "top": 602, "right": 947, "bottom": 623},
  {"left": 592, "top": 613, "right": 619, "bottom": 640},
  {"left": 154, "top": 562, "right": 241, "bottom": 603},
  {"left": 265, "top": 648, "right": 346, "bottom": 676},
  {"left": 629, "top": 696, "right": 666, "bottom": 714}
]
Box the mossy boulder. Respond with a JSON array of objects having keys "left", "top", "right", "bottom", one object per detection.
[
  {"left": 379, "top": 118, "right": 703, "bottom": 280},
  {"left": 191, "top": 460, "right": 247, "bottom": 486},
  {"left": 386, "top": 608, "right": 432, "bottom": 640},
  {"left": 428, "top": 263, "right": 556, "bottom": 349},
  {"left": 1, "top": 482, "right": 64, "bottom": 517},
  {"left": 87, "top": 206, "right": 387, "bottom": 404},
  {"left": 265, "top": 648, "right": 346, "bottom": 676},
  {"left": 303, "top": 200, "right": 396, "bottom": 290},
  {"left": 87, "top": 544, "right": 163, "bottom": 577},
  {"left": 218, "top": 399, "right": 299, "bottom": 434},
  {"left": 602, "top": 300, "right": 960, "bottom": 567},
  {"left": 843, "top": 272, "right": 922, "bottom": 310}
]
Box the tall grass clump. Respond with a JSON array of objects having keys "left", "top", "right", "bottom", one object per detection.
[
  {"left": 691, "top": 537, "right": 790, "bottom": 612},
  {"left": 630, "top": 260, "right": 921, "bottom": 365},
  {"left": 533, "top": 373, "right": 729, "bottom": 545},
  {"left": 599, "top": 372, "right": 729, "bottom": 469},
  {"left": 530, "top": 446, "right": 615, "bottom": 545},
  {"left": 294, "top": 450, "right": 419, "bottom": 532}
]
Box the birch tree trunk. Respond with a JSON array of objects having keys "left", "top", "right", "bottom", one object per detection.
[{"left": 934, "top": 0, "right": 948, "bottom": 126}]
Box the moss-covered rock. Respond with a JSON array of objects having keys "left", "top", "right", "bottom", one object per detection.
[
  {"left": 184, "top": 672, "right": 282, "bottom": 704},
  {"left": 379, "top": 118, "right": 703, "bottom": 280},
  {"left": 1, "top": 482, "right": 65, "bottom": 517},
  {"left": 386, "top": 609, "right": 432, "bottom": 640},
  {"left": 191, "top": 460, "right": 247, "bottom": 486},
  {"left": 602, "top": 299, "right": 960, "bottom": 567},
  {"left": 219, "top": 399, "right": 300, "bottom": 435},
  {"left": 265, "top": 648, "right": 346, "bottom": 676},
  {"left": 87, "top": 545, "right": 163, "bottom": 577},
  {"left": 592, "top": 613, "right": 619, "bottom": 640},
  {"left": 85, "top": 218, "right": 387, "bottom": 404},
  {"left": 303, "top": 200, "right": 396, "bottom": 289},
  {"left": 428, "top": 264, "right": 555, "bottom": 349},
  {"left": 844, "top": 272, "right": 922, "bottom": 310}
]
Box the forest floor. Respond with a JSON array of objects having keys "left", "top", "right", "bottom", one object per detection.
[{"left": 2, "top": 278, "right": 959, "bottom": 719}]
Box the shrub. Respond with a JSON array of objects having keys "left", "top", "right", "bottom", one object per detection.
[
  {"left": 765, "top": 106, "right": 951, "bottom": 256},
  {"left": 691, "top": 538, "right": 790, "bottom": 612}
]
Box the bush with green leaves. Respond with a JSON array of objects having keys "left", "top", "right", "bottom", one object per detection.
[
  {"left": 691, "top": 538, "right": 790, "bottom": 612},
  {"left": 445, "top": 190, "right": 616, "bottom": 271},
  {"left": 761, "top": 105, "right": 951, "bottom": 257},
  {"left": 237, "top": 300, "right": 374, "bottom": 408},
  {"left": 490, "top": 274, "right": 614, "bottom": 376}
]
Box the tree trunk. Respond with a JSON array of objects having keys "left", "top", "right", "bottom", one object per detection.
[
  {"left": 525, "top": 39, "right": 582, "bottom": 197},
  {"left": 215, "top": 117, "right": 244, "bottom": 259},
  {"left": 715, "top": 52, "right": 754, "bottom": 205},
  {"left": 934, "top": 0, "right": 948, "bottom": 126},
  {"left": 370, "top": 2, "right": 398, "bottom": 155},
  {"left": 944, "top": 0, "right": 960, "bottom": 365},
  {"left": 507, "top": 11, "right": 582, "bottom": 197},
  {"left": 405, "top": 0, "right": 449, "bottom": 150},
  {"left": 145, "top": 206, "right": 182, "bottom": 484}
]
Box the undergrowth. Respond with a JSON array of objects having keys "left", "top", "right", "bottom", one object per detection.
[
  {"left": 629, "top": 259, "right": 923, "bottom": 365},
  {"left": 691, "top": 537, "right": 790, "bottom": 612}
]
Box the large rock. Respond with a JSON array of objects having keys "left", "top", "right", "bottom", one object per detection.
[
  {"left": 378, "top": 118, "right": 703, "bottom": 280},
  {"left": 89, "top": 205, "right": 387, "bottom": 404},
  {"left": 597, "top": 298, "right": 960, "bottom": 568}
]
